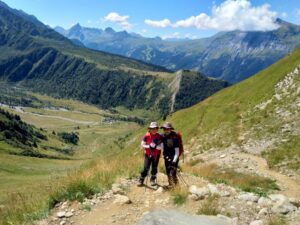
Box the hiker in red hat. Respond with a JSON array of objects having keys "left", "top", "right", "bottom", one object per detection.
[
  {"left": 138, "top": 122, "right": 163, "bottom": 187},
  {"left": 160, "top": 122, "right": 183, "bottom": 187}
]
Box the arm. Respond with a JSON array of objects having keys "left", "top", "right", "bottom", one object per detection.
[
  {"left": 156, "top": 142, "right": 163, "bottom": 151},
  {"left": 173, "top": 147, "right": 179, "bottom": 162},
  {"left": 141, "top": 140, "right": 149, "bottom": 149}
]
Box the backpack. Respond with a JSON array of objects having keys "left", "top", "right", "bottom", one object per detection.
[{"left": 176, "top": 132, "right": 184, "bottom": 158}]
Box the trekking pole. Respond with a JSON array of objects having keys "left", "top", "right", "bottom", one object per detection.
[
  {"left": 144, "top": 174, "right": 149, "bottom": 192},
  {"left": 177, "top": 168, "right": 188, "bottom": 187}
]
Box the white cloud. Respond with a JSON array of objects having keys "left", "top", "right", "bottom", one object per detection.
[
  {"left": 104, "top": 12, "right": 133, "bottom": 30},
  {"left": 144, "top": 19, "right": 171, "bottom": 28},
  {"left": 280, "top": 12, "right": 288, "bottom": 19},
  {"left": 174, "top": 0, "right": 278, "bottom": 31},
  {"left": 296, "top": 9, "right": 300, "bottom": 21},
  {"left": 145, "top": 0, "right": 279, "bottom": 31}
]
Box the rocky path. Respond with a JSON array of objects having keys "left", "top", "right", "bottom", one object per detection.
[
  {"left": 237, "top": 153, "right": 300, "bottom": 200},
  {"left": 199, "top": 150, "right": 300, "bottom": 200},
  {"left": 39, "top": 163, "right": 300, "bottom": 225}
]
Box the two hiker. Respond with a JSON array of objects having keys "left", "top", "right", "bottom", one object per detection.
[{"left": 138, "top": 121, "right": 183, "bottom": 187}]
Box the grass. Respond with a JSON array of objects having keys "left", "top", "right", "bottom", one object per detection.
[
  {"left": 0, "top": 92, "right": 143, "bottom": 224},
  {"left": 1, "top": 45, "right": 300, "bottom": 224},
  {"left": 0, "top": 155, "right": 142, "bottom": 224},
  {"left": 267, "top": 215, "right": 286, "bottom": 225},
  {"left": 262, "top": 136, "right": 300, "bottom": 170},
  {"left": 185, "top": 163, "right": 279, "bottom": 196},
  {"left": 197, "top": 194, "right": 220, "bottom": 216},
  {"left": 166, "top": 46, "right": 300, "bottom": 153},
  {"left": 171, "top": 186, "right": 189, "bottom": 206},
  {"left": 187, "top": 158, "right": 204, "bottom": 166}
]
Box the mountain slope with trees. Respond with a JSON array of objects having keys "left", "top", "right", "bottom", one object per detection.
[{"left": 0, "top": 1, "right": 228, "bottom": 115}]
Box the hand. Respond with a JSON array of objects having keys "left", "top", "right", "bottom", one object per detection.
[{"left": 149, "top": 142, "right": 156, "bottom": 150}]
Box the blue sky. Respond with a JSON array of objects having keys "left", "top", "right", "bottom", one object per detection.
[{"left": 3, "top": 0, "right": 300, "bottom": 39}]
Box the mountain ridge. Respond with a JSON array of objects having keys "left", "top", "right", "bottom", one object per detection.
[
  {"left": 0, "top": 2, "right": 228, "bottom": 115},
  {"left": 56, "top": 19, "right": 300, "bottom": 83}
]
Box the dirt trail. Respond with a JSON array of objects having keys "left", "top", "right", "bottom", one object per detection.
[
  {"left": 63, "top": 173, "right": 206, "bottom": 225},
  {"left": 209, "top": 152, "right": 300, "bottom": 200},
  {"left": 238, "top": 153, "right": 300, "bottom": 200}
]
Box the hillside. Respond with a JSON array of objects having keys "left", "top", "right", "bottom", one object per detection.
[
  {"left": 167, "top": 45, "right": 300, "bottom": 174},
  {"left": 0, "top": 1, "right": 228, "bottom": 116},
  {"left": 35, "top": 44, "right": 300, "bottom": 225},
  {"left": 1, "top": 34, "right": 300, "bottom": 225},
  {"left": 57, "top": 19, "right": 300, "bottom": 83}
]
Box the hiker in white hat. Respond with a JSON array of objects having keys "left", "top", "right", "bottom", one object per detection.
[{"left": 137, "top": 122, "right": 163, "bottom": 187}]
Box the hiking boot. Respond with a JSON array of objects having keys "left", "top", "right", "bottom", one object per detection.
[
  {"left": 137, "top": 177, "right": 144, "bottom": 187},
  {"left": 150, "top": 179, "right": 157, "bottom": 186},
  {"left": 167, "top": 176, "right": 176, "bottom": 189}
]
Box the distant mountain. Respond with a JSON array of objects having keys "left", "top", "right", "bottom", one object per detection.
[
  {"left": 56, "top": 19, "right": 300, "bottom": 83},
  {"left": 0, "top": 1, "right": 228, "bottom": 115}
]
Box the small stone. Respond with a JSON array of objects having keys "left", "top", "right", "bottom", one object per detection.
[
  {"left": 271, "top": 202, "right": 297, "bottom": 214},
  {"left": 207, "top": 184, "right": 218, "bottom": 194},
  {"left": 113, "top": 194, "right": 132, "bottom": 205},
  {"left": 289, "top": 198, "right": 300, "bottom": 207},
  {"left": 60, "top": 221, "right": 66, "bottom": 225},
  {"left": 56, "top": 211, "right": 66, "bottom": 218},
  {"left": 188, "top": 194, "right": 201, "bottom": 201},
  {"left": 258, "top": 208, "right": 269, "bottom": 215},
  {"left": 220, "top": 191, "right": 230, "bottom": 197},
  {"left": 65, "top": 212, "right": 74, "bottom": 218},
  {"left": 269, "top": 194, "right": 288, "bottom": 203},
  {"left": 238, "top": 193, "right": 259, "bottom": 202},
  {"left": 155, "top": 187, "right": 164, "bottom": 194},
  {"left": 189, "top": 185, "right": 209, "bottom": 199},
  {"left": 61, "top": 202, "right": 68, "bottom": 209},
  {"left": 220, "top": 154, "right": 226, "bottom": 158},
  {"left": 112, "top": 183, "right": 125, "bottom": 195},
  {"left": 258, "top": 197, "right": 272, "bottom": 206},
  {"left": 250, "top": 220, "right": 263, "bottom": 225}
]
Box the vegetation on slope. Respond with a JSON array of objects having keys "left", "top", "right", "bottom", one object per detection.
[
  {"left": 0, "top": 3, "right": 227, "bottom": 116},
  {"left": 167, "top": 46, "right": 300, "bottom": 170}
]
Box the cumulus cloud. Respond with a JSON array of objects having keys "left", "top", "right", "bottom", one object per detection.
[
  {"left": 296, "top": 9, "right": 300, "bottom": 21},
  {"left": 145, "top": 0, "right": 279, "bottom": 31},
  {"left": 104, "top": 12, "right": 133, "bottom": 30},
  {"left": 144, "top": 19, "right": 171, "bottom": 28}
]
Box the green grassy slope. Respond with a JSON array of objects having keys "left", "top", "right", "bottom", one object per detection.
[{"left": 166, "top": 46, "right": 300, "bottom": 169}]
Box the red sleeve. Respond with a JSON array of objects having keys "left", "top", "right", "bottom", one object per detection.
[{"left": 142, "top": 133, "right": 148, "bottom": 142}]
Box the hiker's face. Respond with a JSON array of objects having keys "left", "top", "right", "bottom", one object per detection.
[
  {"left": 149, "top": 128, "right": 158, "bottom": 134},
  {"left": 163, "top": 128, "right": 171, "bottom": 135}
]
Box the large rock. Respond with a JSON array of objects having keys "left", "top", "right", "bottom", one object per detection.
[{"left": 138, "top": 210, "right": 232, "bottom": 225}]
